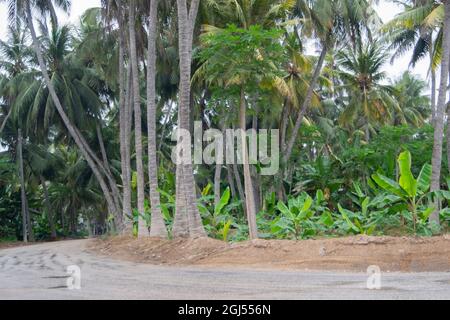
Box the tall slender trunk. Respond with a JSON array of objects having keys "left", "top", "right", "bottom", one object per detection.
[
  {"left": 96, "top": 124, "right": 122, "bottom": 223},
  {"left": 128, "top": 0, "right": 148, "bottom": 237},
  {"left": 431, "top": 0, "right": 450, "bottom": 226},
  {"left": 214, "top": 163, "right": 222, "bottom": 207},
  {"left": 147, "top": 0, "right": 167, "bottom": 238},
  {"left": 125, "top": 67, "right": 133, "bottom": 222},
  {"left": 18, "top": 129, "right": 28, "bottom": 243},
  {"left": 173, "top": 0, "right": 206, "bottom": 238},
  {"left": 277, "top": 100, "right": 289, "bottom": 202},
  {"left": 25, "top": 194, "right": 34, "bottom": 241},
  {"left": 0, "top": 106, "right": 13, "bottom": 135},
  {"left": 240, "top": 88, "right": 258, "bottom": 239},
  {"left": 251, "top": 112, "right": 261, "bottom": 214},
  {"left": 226, "top": 164, "right": 237, "bottom": 199},
  {"left": 448, "top": 72, "right": 450, "bottom": 175},
  {"left": 284, "top": 44, "right": 328, "bottom": 163},
  {"left": 233, "top": 163, "right": 246, "bottom": 215},
  {"left": 25, "top": 3, "right": 121, "bottom": 228},
  {"left": 280, "top": 99, "right": 289, "bottom": 153},
  {"left": 431, "top": 65, "right": 437, "bottom": 125},
  {"left": 116, "top": 0, "right": 132, "bottom": 231},
  {"left": 41, "top": 175, "right": 56, "bottom": 240}
]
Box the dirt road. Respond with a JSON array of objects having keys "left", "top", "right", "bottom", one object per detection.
[{"left": 0, "top": 240, "right": 449, "bottom": 300}]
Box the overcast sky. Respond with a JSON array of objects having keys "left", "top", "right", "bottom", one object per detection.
[{"left": 0, "top": 0, "right": 430, "bottom": 82}]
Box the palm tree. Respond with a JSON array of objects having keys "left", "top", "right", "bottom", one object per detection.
[
  {"left": 146, "top": 0, "right": 167, "bottom": 238},
  {"left": 0, "top": 0, "right": 124, "bottom": 230},
  {"left": 98, "top": 0, "right": 133, "bottom": 231},
  {"left": 113, "top": 1, "right": 133, "bottom": 231},
  {"left": 383, "top": 0, "right": 448, "bottom": 225},
  {"left": 391, "top": 71, "right": 431, "bottom": 126},
  {"left": 17, "top": 128, "right": 33, "bottom": 241},
  {"left": 283, "top": 0, "right": 380, "bottom": 164},
  {"left": 431, "top": 0, "right": 450, "bottom": 225},
  {"left": 336, "top": 41, "right": 399, "bottom": 140},
  {"left": 127, "top": 0, "right": 148, "bottom": 237},
  {"left": 172, "top": 0, "right": 206, "bottom": 238},
  {"left": 0, "top": 22, "right": 36, "bottom": 242},
  {"left": 0, "top": 23, "right": 34, "bottom": 135},
  {"left": 383, "top": 0, "right": 442, "bottom": 123}
]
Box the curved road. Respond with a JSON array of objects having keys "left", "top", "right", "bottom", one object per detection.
[{"left": 0, "top": 240, "right": 449, "bottom": 300}]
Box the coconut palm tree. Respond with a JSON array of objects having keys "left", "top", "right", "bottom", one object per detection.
[
  {"left": 0, "top": 0, "right": 124, "bottom": 230},
  {"left": 383, "top": 0, "right": 442, "bottom": 122},
  {"left": 430, "top": 0, "right": 450, "bottom": 225},
  {"left": 146, "top": 0, "right": 167, "bottom": 238},
  {"left": 0, "top": 22, "right": 34, "bottom": 135},
  {"left": 383, "top": 0, "right": 449, "bottom": 225},
  {"left": 391, "top": 71, "right": 431, "bottom": 126},
  {"left": 336, "top": 41, "right": 400, "bottom": 140},
  {"left": 283, "top": 0, "right": 381, "bottom": 164},
  {"left": 172, "top": 0, "right": 206, "bottom": 238},
  {"left": 127, "top": 0, "right": 148, "bottom": 237}
]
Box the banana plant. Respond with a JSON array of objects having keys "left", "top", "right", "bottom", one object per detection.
[
  {"left": 371, "top": 150, "right": 433, "bottom": 232},
  {"left": 198, "top": 187, "right": 236, "bottom": 241},
  {"left": 273, "top": 193, "right": 316, "bottom": 240},
  {"left": 337, "top": 203, "right": 377, "bottom": 235}
]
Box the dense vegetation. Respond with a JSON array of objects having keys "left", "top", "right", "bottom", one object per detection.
[{"left": 0, "top": 0, "right": 449, "bottom": 243}]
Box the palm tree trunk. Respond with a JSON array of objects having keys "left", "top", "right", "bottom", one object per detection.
[
  {"left": 18, "top": 129, "right": 28, "bottom": 243},
  {"left": 226, "top": 164, "right": 237, "bottom": 199},
  {"left": 431, "top": 65, "right": 437, "bottom": 125},
  {"left": 431, "top": 0, "right": 450, "bottom": 226},
  {"left": 147, "top": 0, "right": 167, "bottom": 238},
  {"left": 40, "top": 175, "right": 56, "bottom": 240},
  {"left": 0, "top": 106, "right": 13, "bottom": 135},
  {"left": 284, "top": 43, "right": 328, "bottom": 163},
  {"left": 214, "top": 163, "right": 222, "bottom": 207},
  {"left": 96, "top": 124, "right": 122, "bottom": 223},
  {"left": 124, "top": 66, "right": 133, "bottom": 224},
  {"left": 116, "top": 1, "right": 132, "bottom": 231},
  {"left": 232, "top": 163, "right": 246, "bottom": 215},
  {"left": 128, "top": 0, "right": 148, "bottom": 238},
  {"left": 280, "top": 99, "right": 289, "bottom": 153},
  {"left": 173, "top": 0, "right": 206, "bottom": 238},
  {"left": 25, "top": 194, "right": 34, "bottom": 242},
  {"left": 25, "top": 2, "right": 121, "bottom": 228},
  {"left": 240, "top": 88, "right": 258, "bottom": 239}
]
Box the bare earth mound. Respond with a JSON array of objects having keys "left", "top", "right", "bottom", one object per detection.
[{"left": 88, "top": 235, "right": 450, "bottom": 272}]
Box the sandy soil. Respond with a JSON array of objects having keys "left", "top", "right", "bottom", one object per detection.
[
  {"left": 88, "top": 235, "right": 450, "bottom": 273},
  {"left": 2, "top": 239, "right": 449, "bottom": 299}
]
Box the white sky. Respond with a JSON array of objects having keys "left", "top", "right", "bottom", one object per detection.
[{"left": 0, "top": 0, "right": 431, "bottom": 82}]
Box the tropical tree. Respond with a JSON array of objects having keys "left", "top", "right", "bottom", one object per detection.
[
  {"left": 127, "top": 0, "right": 148, "bottom": 237},
  {"left": 430, "top": 0, "right": 450, "bottom": 225},
  {"left": 196, "top": 25, "right": 285, "bottom": 239},
  {"left": 172, "top": 0, "right": 206, "bottom": 238},
  {"left": 146, "top": 0, "right": 167, "bottom": 238},
  {"left": 336, "top": 41, "right": 400, "bottom": 140},
  {"left": 391, "top": 72, "right": 431, "bottom": 126},
  {"left": 0, "top": 0, "right": 124, "bottom": 230},
  {"left": 283, "top": 0, "right": 381, "bottom": 165}
]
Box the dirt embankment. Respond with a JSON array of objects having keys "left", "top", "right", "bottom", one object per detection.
[
  {"left": 0, "top": 242, "right": 35, "bottom": 250},
  {"left": 88, "top": 235, "right": 450, "bottom": 273}
]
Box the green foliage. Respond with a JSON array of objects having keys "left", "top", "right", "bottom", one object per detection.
[
  {"left": 268, "top": 191, "right": 331, "bottom": 240},
  {"left": 196, "top": 24, "right": 285, "bottom": 92},
  {"left": 372, "top": 150, "right": 433, "bottom": 232},
  {"left": 1, "top": 2, "right": 449, "bottom": 244},
  {"left": 198, "top": 185, "right": 241, "bottom": 241}
]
